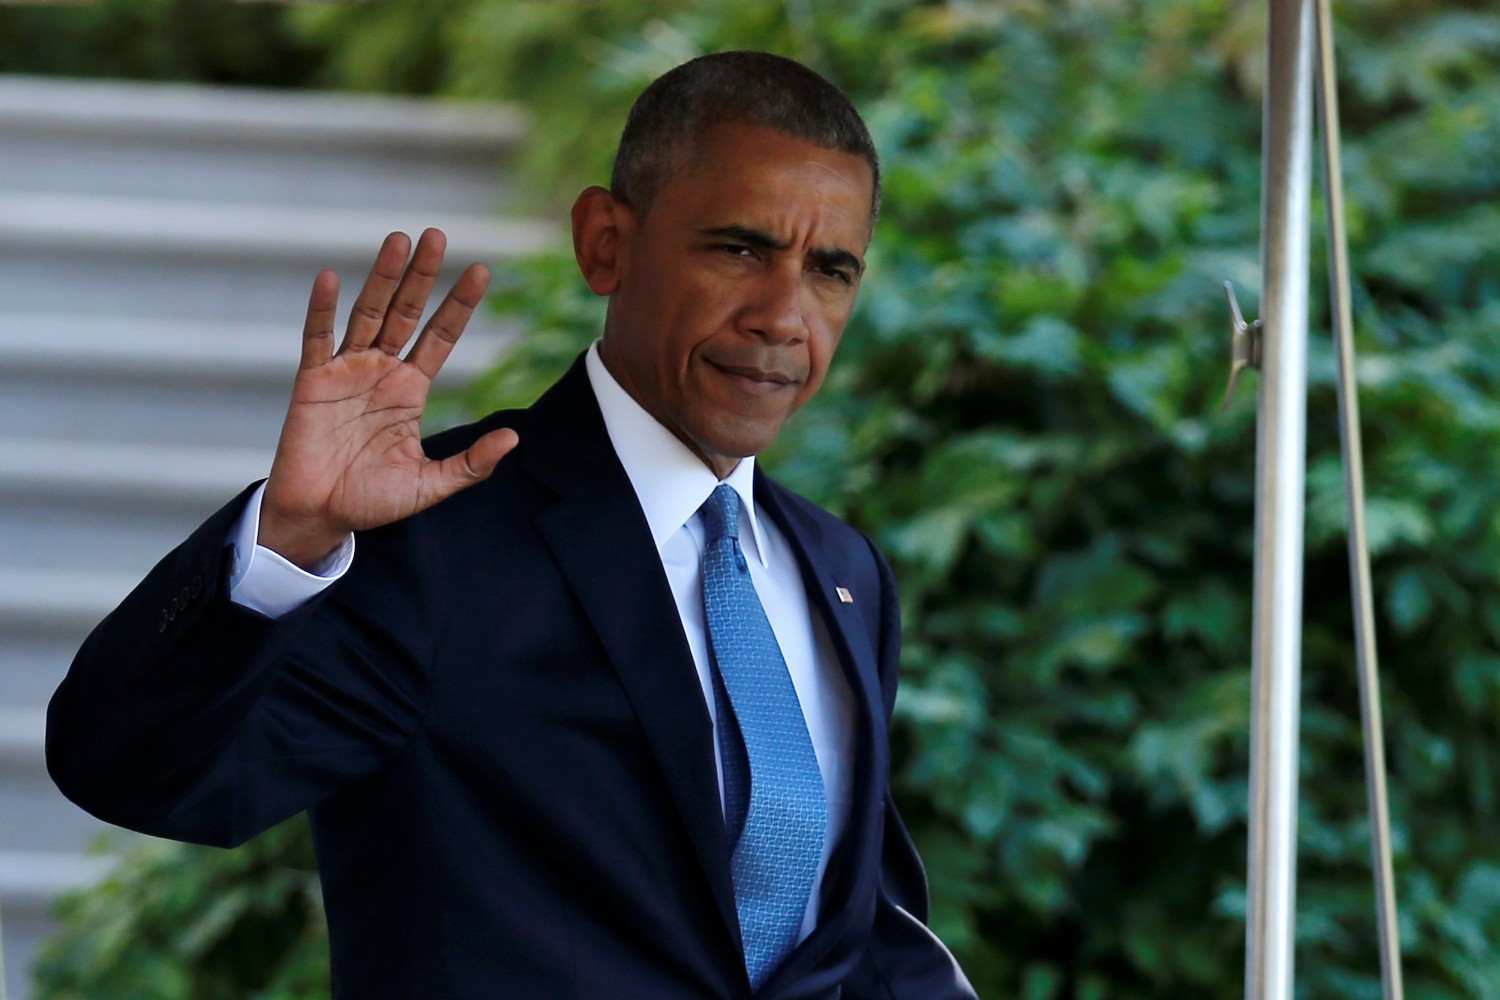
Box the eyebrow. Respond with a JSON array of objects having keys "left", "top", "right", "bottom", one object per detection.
[{"left": 701, "top": 225, "right": 865, "bottom": 276}]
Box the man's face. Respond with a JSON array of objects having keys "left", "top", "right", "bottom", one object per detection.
[{"left": 596, "top": 122, "right": 874, "bottom": 477}]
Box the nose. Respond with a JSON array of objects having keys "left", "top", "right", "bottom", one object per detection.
[{"left": 741, "top": 265, "right": 807, "bottom": 344}]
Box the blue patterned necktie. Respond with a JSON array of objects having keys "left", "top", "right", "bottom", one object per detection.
[{"left": 698, "top": 484, "right": 827, "bottom": 991}]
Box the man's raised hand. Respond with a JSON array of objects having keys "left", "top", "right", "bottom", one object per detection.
[{"left": 259, "top": 229, "right": 519, "bottom": 570}]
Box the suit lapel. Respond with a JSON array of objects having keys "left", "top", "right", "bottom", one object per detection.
[{"left": 521, "top": 358, "right": 741, "bottom": 948}]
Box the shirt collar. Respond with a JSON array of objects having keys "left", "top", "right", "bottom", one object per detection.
[{"left": 584, "top": 342, "right": 769, "bottom": 566}]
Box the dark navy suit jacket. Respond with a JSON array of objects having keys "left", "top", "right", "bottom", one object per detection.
[{"left": 48, "top": 356, "right": 977, "bottom": 999}]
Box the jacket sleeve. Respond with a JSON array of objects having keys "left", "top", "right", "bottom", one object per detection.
[
  {"left": 843, "top": 540, "right": 979, "bottom": 1000},
  {"left": 46, "top": 484, "right": 439, "bottom": 848}
]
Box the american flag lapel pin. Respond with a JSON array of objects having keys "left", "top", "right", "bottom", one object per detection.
[{"left": 835, "top": 586, "right": 854, "bottom": 605}]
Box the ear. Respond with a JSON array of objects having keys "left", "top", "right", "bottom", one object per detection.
[{"left": 571, "top": 186, "right": 633, "bottom": 296}]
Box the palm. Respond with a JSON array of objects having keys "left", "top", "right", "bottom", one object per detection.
[
  {"left": 277, "top": 351, "right": 437, "bottom": 527},
  {"left": 260, "top": 230, "right": 517, "bottom": 567}
]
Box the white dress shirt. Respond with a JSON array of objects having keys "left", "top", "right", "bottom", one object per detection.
[{"left": 226, "top": 342, "right": 856, "bottom": 941}]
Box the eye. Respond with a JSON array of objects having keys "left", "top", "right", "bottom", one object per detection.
[
  {"left": 818, "top": 264, "right": 855, "bottom": 286},
  {"left": 716, "top": 243, "right": 755, "bottom": 258}
]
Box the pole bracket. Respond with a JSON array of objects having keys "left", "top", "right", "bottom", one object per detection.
[{"left": 1223, "top": 280, "right": 1263, "bottom": 410}]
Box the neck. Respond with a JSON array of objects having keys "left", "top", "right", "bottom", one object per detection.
[{"left": 597, "top": 336, "right": 742, "bottom": 480}]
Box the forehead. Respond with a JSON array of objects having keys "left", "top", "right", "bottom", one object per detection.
[{"left": 661, "top": 122, "right": 875, "bottom": 244}]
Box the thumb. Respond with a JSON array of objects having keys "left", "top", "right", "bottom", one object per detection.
[
  {"left": 428, "top": 427, "right": 520, "bottom": 504},
  {"left": 463, "top": 427, "right": 520, "bottom": 481}
]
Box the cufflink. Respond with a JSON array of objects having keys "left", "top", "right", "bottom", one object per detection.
[{"left": 835, "top": 587, "right": 854, "bottom": 604}]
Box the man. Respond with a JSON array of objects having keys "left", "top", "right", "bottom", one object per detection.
[{"left": 48, "top": 51, "right": 976, "bottom": 999}]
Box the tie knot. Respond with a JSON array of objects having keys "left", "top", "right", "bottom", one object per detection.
[{"left": 699, "top": 484, "right": 741, "bottom": 544}]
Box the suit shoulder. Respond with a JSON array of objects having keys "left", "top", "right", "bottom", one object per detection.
[
  {"left": 767, "top": 480, "right": 855, "bottom": 533},
  {"left": 760, "top": 477, "right": 890, "bottom": 577}
]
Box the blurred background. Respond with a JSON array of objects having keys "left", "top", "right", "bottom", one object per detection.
[{"left": 1, "top": 1, "right": 1498, "bottom": 997}]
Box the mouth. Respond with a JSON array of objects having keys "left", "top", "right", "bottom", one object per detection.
[{"left": 706, "top": 360, "right": 799, "bottom": 397}]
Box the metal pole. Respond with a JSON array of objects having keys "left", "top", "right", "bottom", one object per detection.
[
  {"left": 1245, "top": 1, "right": 1314, "bottom": 998},
  {"left": 1311, "top": 0, "right": 1405, "bottom": 995}
]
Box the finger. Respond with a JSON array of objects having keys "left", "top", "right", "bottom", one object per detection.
[
  {"left": 424, "top": 428, "right": 519, "bottom": 506},
  {"left": 340, "top": 231, "right": 412, "bottom": 353},
  {"left": 300, "top": 269, "right": 339, "bottom": 370},
  {"left": 373, "top": 227, "right": 447, "bottom": 357},
  {"left": 406, "top": 262, "right": 492, "bottom": 380}
]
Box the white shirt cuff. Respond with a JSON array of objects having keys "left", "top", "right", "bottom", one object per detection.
[{"left": 227, "top": 481, "right": 354, "bottom": 618}]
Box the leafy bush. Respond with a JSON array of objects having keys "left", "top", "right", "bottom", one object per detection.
[
  {"left": 0, "top": 0, "right": 330, "bottom": 88},
  {"left": 33, "top": 820, "right": 325, "bottom": 1000}
]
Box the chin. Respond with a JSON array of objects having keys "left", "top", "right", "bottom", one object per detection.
[
  {"left": 685, "top": 402, "right": 802, "bottom": 463},
  {"left": 688, "top": 422, "right": 770, "bottom": 463}
]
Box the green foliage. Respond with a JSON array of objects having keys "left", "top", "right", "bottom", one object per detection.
[
  {"left": 0, "top": 0, "right": 330, "bottom": 88},
  {"left": 35, "top": 1, "right": 1500, "bottom": 998},
  {"left": 33, "top": 819, "right": 325, "bottom": 999}
]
